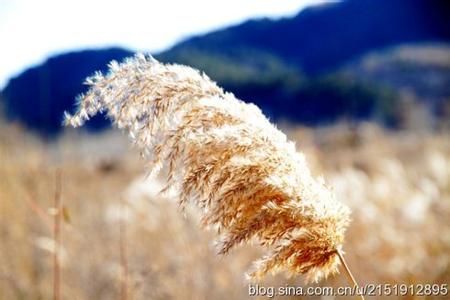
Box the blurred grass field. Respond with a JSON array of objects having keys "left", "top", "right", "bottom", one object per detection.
[{"left": 0, "top": 120, "right": 449, "bottom": 299}]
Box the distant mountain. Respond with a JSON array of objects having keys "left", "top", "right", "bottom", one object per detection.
[
  {"left": 161, "top": 0, "right": 449, "bottom": 74},
  {"left": 1, "top": 0, "right": 449, "bottom": 134},
  {"left": 340, "top": 44, "right": 450, "bottom": 127},
  {"left": 341, "top": 44, "right": 450, "bottom": 107},
  {"left": 2, "top": 48, "right": 133, "bottom": 134}
]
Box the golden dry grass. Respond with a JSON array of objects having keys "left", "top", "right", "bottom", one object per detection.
[
  {"left": 0, "top": 120, "right": 449, "bottom": 299},
  {"left": 64, "top": 55, "right": 351, "bottom": 282}
]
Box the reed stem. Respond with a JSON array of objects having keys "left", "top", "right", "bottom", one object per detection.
[
  {"left": 336, "top": 249, "right": 365, "bottom": 300},
  {"left": 53, "top": 170, "right": 62, "bottom": 300},
  {"left": 119, "top": 199, "right": 128, "bottom": 300}
]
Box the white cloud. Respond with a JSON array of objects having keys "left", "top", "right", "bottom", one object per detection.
[{"left": 0, "top": 0, "right": 327, "bottom": 88}]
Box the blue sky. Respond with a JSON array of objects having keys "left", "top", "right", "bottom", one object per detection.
[{"left": 0, "top": 0, "right": 329, "bottom": 88}]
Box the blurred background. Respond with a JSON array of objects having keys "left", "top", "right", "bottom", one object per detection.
[{"left": 0, "top": 0, "right": 449, "bottom": 299}]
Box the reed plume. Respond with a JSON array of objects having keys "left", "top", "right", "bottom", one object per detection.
[{"left": 64, "top": 54, "right": 351, "bottom": 282}]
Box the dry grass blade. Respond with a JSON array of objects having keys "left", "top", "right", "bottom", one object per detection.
[
  {"left": 119, "top": 198, "right": 129, "bottom": 300},
  {"left": 53, "top": 169, "right": 62, "bottom": 300},
  {"left": 64, "top": 54, "right": 352, "bottom": 283}
]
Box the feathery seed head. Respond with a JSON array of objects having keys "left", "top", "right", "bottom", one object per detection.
[{"left": 64, "top": 54, "right": 351, "bottom": 282}]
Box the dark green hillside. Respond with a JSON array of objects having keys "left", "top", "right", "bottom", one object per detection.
[{"left": 1, "top": 0, "right": 449, "bottom": 134}]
